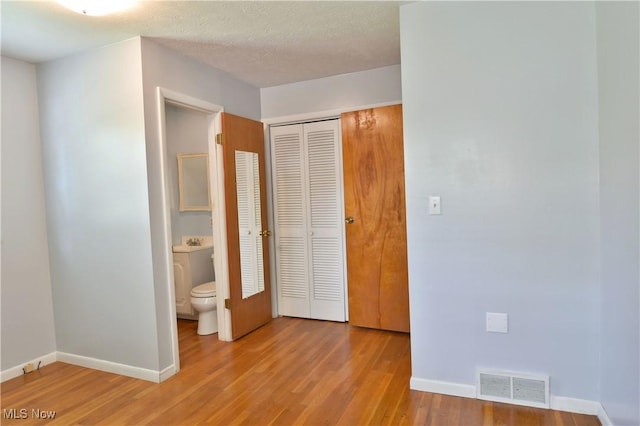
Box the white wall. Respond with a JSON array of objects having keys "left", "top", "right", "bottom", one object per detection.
[
  {"left": 260, "top": 64, "right": 401, "bottom": 119},
  {"left": 400, "top": 2, "right": 600, "bottom": 401},
  {"left": 1, "top": 56, "right": 57, "bottom": 371},
  {"left": 140, "top": 38, "right": 262, "bottom": 368},
  {"left": 165, "top": 104, "right": 211, "bottom": 245},
  {"left": 37, "top": 39, "right": 160, "bottom": 370},
  {"left": 596, "top": 2, "right": 640, "bottom": 425}
]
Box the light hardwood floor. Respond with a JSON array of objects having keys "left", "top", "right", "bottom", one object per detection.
[{"left": 1, "top": 318, "right": 600, "bottom": 425}]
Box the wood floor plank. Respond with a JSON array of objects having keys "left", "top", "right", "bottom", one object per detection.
[{"left": 1, "top": 317, "right": 601, "bottom": 426}]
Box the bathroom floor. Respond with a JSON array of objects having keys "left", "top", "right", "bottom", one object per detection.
[{"left": 1, "top": 318, "right": 600, "bottom": 425}]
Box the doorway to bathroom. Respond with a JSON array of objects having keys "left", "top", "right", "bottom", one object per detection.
[
  {"left": 165, "top": 103, "right": 214, "bottom": 317},
  {"left": 158, "top": 89, "right": 275, "bottom": 375},
  {"left": 157, "top": 88, "right": 232, "bottom": 374}
]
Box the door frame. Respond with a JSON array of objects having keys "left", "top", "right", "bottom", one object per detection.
[{"left": 156, "top": 88, "right": 233, "bottom": 373}]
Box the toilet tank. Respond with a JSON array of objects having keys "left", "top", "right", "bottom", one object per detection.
[{"left": 186, "top": 247, "right": 214, "bottom": 285}]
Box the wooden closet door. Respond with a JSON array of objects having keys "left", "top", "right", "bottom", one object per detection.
[{"left": 342, "top": 104, "right": 410, "bottom": 333}]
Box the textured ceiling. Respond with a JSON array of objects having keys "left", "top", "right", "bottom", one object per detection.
[{"left": 1, "top": 1, "right": 402, "bottom": 88}]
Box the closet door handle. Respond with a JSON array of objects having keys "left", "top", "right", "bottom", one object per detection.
[
  {"left": 259, "top": 230, "right": 272, "bottom": 237},
  {"left": 345, "top": 216, "right": 355, "bottom": 224}
]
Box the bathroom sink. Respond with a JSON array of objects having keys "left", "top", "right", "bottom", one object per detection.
[
  {"left": 172, "top": 236, "right": 214, "bottom": 253},
  {"left": 172, "top": 243, "right": 213, "bottom": 253}
]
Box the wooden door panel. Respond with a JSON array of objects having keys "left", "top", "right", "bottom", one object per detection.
[
  {"left": 222, "top": 113, "right": 272, "bottom": 340},
  {"left": 342, "top": 105, "right": 410, "bottom": 333}
]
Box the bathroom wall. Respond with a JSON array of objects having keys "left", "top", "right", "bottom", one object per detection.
[
  {"left": 400, "top": 1, "right": 600, "bottom": 401},
  {"left": 165, "top": 103, "right": 211, "bottom": 245},
  {"left": 596, "top": 2, "right": 640, "bottom": 424},
  {"left": 140, "top": 37, "right": 262, "bottom": 369},
  {"left": 260, "top": 64, "right": 402, "bottom": 119},
  {"left": 1, "top": 56, "right": 57, "bottom": 374},
  {"left": 37, "top": 38, "right": 161, "bottom": 371}
]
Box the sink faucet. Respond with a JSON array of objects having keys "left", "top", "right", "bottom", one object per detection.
[{"left": 186, "top": 238, "right": 202, "bottom": 246}]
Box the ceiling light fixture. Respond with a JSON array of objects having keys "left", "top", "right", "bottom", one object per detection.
[{"left": 55, "top": 0, "right": 136, "bottom": 16}]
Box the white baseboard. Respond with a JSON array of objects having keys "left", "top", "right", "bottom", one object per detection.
[
  {"left": 411, "top": 376, "right": 606, "bottom": 420},
  {"left": 159, "top": 365, "right": 176, "bottom": 382},
  {"left": 2, "top": 351, "right": 173, "bottom": 384},
  {"left": 57, "top": 352, "right": 163, "bottom": 383},
  {"left": 410, "top": 377, "right": 476, "bottom": 399},
  {"left": 0, "top": 352, "right": 57, "bottom": 383},
  {"left": 596, "top": 404, "right": 613, "bottom": 426},
  {"left": 550, "top": 396, "right": 600, "bottom": 415}
]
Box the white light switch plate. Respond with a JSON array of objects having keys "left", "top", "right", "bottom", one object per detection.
[
  {"left": 486, "top": 312, "right": 508, "bottom": 333},
  {"left": 429, "top": 196, "right": 441, "bottom": 215}
]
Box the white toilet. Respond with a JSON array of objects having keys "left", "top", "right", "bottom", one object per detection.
[{"left": 190, "top": 281, "right": 218, "bottom": 335}]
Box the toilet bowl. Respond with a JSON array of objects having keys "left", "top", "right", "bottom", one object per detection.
[{"left": 190, "top": 282, "right": 217, "bottom": 335}]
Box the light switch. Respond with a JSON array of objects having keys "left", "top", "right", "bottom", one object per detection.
[
  {"left": 429, "top": 196, "right": 441, "bottom": 215},
  {"left": 486, "top": 312, "right": 508, "bottom": 333}
]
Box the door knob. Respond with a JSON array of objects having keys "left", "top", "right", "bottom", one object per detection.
[
  {"left": 345, "top": 216, "right": 355, "bottom": 224},
  {"left": 259, "top": 230, "right": 272, "bottom": 237}
]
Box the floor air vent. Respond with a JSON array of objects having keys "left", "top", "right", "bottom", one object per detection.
[{"left": 477, "top": 370, "right": 549, "bottom": 409}]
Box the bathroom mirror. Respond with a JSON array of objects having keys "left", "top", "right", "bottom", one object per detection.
[
  {"left": 177, "top": 153, "right": 211, "bottom": 211},
  {"left": 235, "top": 150, "right": 265, "bottom": 299}
]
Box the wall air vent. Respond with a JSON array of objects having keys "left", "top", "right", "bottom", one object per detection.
[{"left": 477, "top": 369, "right": 549, "bottom": 409}]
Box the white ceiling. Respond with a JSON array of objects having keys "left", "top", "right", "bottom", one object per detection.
[{"left": 1, "top": 0, "right": 402, "bottom": 88}]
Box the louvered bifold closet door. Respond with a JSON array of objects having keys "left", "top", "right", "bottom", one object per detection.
[
  {"left": 271, "top": 120, "right": 346, "bottom": 322},
  {"left": 271, "top": 125, "right": 310, "bottom": 318},
  {"left": 303, "top": 120, "right": 345, "bottom": 321}
]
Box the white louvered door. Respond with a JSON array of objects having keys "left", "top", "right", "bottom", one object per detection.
[
  {"left": 271, "top": 125, "right": 310, "bottom": 318},
  {"left": 271, "top": 120, "right": 346, "bottom": 322},
  {"left": 303, "top": 121, "right": 345, "bottom": 320}
]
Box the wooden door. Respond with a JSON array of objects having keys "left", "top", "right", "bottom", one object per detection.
[
  {"left": 341, "top": 104, "right": 410, "bottom": 333},
  {"left": 222, "top": 112, "right": 272, "bottom": 339}
]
